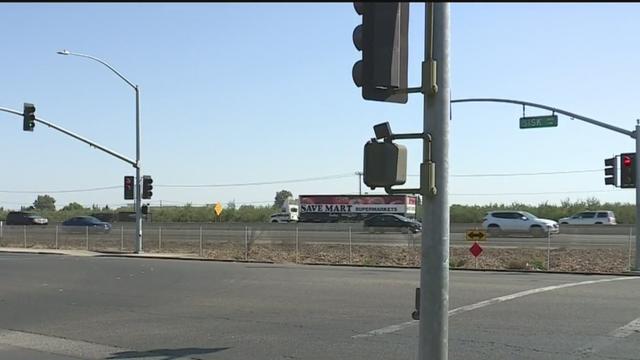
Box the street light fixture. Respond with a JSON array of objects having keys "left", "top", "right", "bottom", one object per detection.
[{"left": 57, "top": 49, "right": 144, "bottom": 254}]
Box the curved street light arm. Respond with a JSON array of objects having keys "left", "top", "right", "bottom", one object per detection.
[
  {"left": 451, "top": 98, "right": 635, "bottom": 138},
  {"left": 60, "top": 51, "right": 136, "bottom": 90}
]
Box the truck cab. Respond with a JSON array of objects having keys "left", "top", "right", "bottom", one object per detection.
[{"left": 269, "top": 198, "right": 299, "bottom": 223}]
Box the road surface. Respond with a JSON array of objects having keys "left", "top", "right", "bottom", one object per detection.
[{"left": 0, "top": 253, "right": 638, "bottom": 359}]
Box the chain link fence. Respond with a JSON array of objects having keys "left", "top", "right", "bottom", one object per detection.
[{"left": 0, "top": 222, "right": 635, "bottom": 273}]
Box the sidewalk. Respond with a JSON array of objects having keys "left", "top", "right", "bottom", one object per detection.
[{"left": 0, "top": 247, "right": 207, "bottom": 261}]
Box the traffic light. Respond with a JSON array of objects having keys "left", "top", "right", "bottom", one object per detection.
[
  {"left": 620, "top": 152, "right": 635, "bottom": 188},
  {"left": 142, "top": 175, "right": 153, "bottom": 199},
  {"left": 363, "top": 139, "right": 407, "bottom": 189},
  {"left": 141, "top": 204, "right": 149, "bottom": 215},
  {"left": 352, "top": 2, "right": 409, "bottom": 103},
  {"left": 23, "top": 103, "right": 36, "bottom": 131},
  {"left": 124, "top": 176, "right": 134, "bottom": 200},
  {"left": 604, "top": 156, "right": 618, "bottom": 186}
]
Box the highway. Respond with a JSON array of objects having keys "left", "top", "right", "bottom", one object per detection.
[
  {"left": 0, "top": 223, "right": 636, "bottom": 250},
  {"left": 0, "top": 253, "right": 638, "bottom": 359}
]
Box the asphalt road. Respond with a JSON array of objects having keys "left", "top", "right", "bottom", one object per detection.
[
  {"left": 0, "top": 253, "right": 638, "bottom": 359},
  {"left": 1, "top": 224, "right": 635, "bottom": 250}
]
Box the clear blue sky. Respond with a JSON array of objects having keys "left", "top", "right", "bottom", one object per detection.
[{"left": 1, "top": 3, "right": 640, "bottom": 210}]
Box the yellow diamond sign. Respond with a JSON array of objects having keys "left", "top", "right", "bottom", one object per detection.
[{"left": 214, "top": 202, "right": 223, "bottom": 217}]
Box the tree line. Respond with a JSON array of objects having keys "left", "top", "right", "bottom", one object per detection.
[{"left": 0, "top": 194, "right": 636, "bottom": 224}]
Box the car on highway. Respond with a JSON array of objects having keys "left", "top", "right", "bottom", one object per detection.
[
  {"left": 558, "top": 210, "right": 616, "bottom": 225},
  {"left": 5, "top": 211, "right": 49, "bottom": 225},
  {"left": 61, "top": 216, "right": 112, "bottom": 234},
  {"left": 481, "top": 210, "right": 559, "bottom": 237},
  {"left": 364, "top": 214, "right": 422, "bottom": 234}
]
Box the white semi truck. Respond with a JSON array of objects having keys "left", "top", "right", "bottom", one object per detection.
[{"left": 269, "top": 194, "right": 418, "bottom": 223}]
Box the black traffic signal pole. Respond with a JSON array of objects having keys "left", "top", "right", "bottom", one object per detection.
[
  {"left": 451, "top": 98, "right": 640, "bottom": 272},
  {"left": 0, "top": 106, "right": 136, "bottom": 169}
]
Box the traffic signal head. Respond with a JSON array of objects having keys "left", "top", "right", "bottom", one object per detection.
[
  {"left": 352, "top": 2, "right": 409, "bottom": 103},
  {"left": 124, "top": 176, "right": 134, "bottom": 200},
  {"left": 142, "top": 175, "right": 153, "bottom": 199},
  {"left": 23, "top": 103, "right": 36, "bottom": 131},
  {"left": 363, "top": 139, "right": 407, "bottom": 189},
  {"left": 604, "top": 157, "right": 618, "bottom": 186},
  {"left": 620, "top": 152, "right": 635, "bottom": 188}
]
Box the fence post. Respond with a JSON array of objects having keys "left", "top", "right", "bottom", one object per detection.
[
  {"left": 547, "top": 230, "right": 551, "bottom": 270},
  {"left": 349, "top": 227, "right": 352, "bottom": 264},
  {"left": 120, "top": 225, "right": 124, "bottom": 251},
  {"left": 629, "top": 226, "right": 633, "bottom": 271},
  {"left": 55, "top": 225, "right": 59, "bottom": 249},
  {"left": 0, "top": 221, "right": 3, "bottom": 241},
  {"left": 199, "top": 226, "right": 203, "bottom": 257},
  {"left": 296, "top": 226, "right": 299, "bottom": 264},
  {"left": 159, "top": 226, "right": 162, "bottom": 251},
  {"left": 23, "top": 225, "right": 27, "bottom": 248},
  {"left": 245, "top": 226, "right": 249, "bottom": 261},
  {"left": 86, "top": 226, "right": 89, "bottom": 251}
]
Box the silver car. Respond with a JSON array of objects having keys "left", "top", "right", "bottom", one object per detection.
[
  {"left": 482, "top": 210, "right": 560, "bottom": 237},
  {"left": 558, "top": 211, "right": 616, "bottom": 225}
]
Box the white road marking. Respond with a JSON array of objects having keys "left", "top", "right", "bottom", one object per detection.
[
  {"left": 575, "top": 316, "right": 640, "bottom": 356},
  {"left": 611, "top": 317, "right": 640, "bottom": 338},
  {"left": 353, "top": 276, "right": 638, "bottom": 338}
]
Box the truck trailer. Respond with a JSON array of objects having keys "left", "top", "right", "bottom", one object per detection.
[{"left": 297, "top": 194, "right": 418, "bottom": 223}]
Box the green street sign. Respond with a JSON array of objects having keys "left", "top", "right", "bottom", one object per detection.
[{"left": 519, "top": 115, "right": 558, "bottom": 129}]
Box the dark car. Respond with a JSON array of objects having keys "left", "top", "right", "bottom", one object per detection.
[
  {"left": 61, "top": 216, "right": 112, "bottom": 234},
  {"left": 364, "top": 214, "right": 422, "bottom": 234},
  {"left": 5, "top": 211, "right": 49, "bottom": 225}
]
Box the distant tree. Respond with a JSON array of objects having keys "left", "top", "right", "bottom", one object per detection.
[
  {"left": 33, "top": 195, "right": 56, "bottom": 211},
  {"left": 226, "top": 201, "right": 236, "bottom": 211},
  {"left": 62, "top": 202, "right": 86, "bottom": 212},
  {"left": 274, "top": 190, "right": 293, "bottom": 209}
]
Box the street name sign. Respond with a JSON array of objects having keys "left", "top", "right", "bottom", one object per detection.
[{"left": 519, "top": 115, "right": 558, "bottom": 129}]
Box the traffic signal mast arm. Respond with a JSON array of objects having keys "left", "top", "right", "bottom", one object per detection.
[
  {"left": 0, "top": 106, "right": 137, "bottom": 168},
  {"left": 451, "top": 98, "right": 635, "bottom": 138}
]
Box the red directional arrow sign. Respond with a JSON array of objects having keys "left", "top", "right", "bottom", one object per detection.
[{"left": 469, "top": 242, "right": 483, "bottom": 257}]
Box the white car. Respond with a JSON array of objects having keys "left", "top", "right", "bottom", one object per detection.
[
  {"left": 558, "top": 211, "right": 616, "bottom": 225},
  {"left": 481, "top": 210, "right": 560, "bottom": 237}
]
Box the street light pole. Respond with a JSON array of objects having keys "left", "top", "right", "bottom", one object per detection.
[
  {"left": 355, "top": 171, "right": 363, "bottom": 195},
  {"left": 135, "top": 85, "right": 142, "bottom": 253},
  {"left": 57, "top": 49, "right": 143, "bottom": 253}
]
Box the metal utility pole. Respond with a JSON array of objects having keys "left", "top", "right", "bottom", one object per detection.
[
  {"left": 419, "top": 3, "right": 450, "bottom": 359},
  {"left": 356, "top": 171, "right": 363, "bottom": 195},
  {"left": 57, "top": 50, "right": 144, "bottom": 253}
]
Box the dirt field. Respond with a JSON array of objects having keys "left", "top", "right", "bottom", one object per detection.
[{"left": 3, "top": 236, "right": 635, "bottom": 274}]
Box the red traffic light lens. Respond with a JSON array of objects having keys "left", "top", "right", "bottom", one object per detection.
[{"left": 623, "top": 156, "right": 633, "bottom": 167}]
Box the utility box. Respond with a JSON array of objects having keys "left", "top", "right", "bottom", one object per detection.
[{"left": 363, "top": 140, "right": 407, "bottom": 189}]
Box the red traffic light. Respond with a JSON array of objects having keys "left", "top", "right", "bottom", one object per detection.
[{"left": 623, "top": 155, "right": 633, "bottom": 167}]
